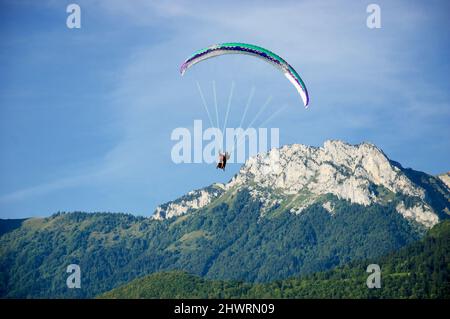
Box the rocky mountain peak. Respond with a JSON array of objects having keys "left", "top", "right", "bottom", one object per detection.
[
  {"left": 153, "top": 140, "right": 447, "bottom": 228},
  {"left": 228, "top": 140, "right": 423, "bottom": 203}
]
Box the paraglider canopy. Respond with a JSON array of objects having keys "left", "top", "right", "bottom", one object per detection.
[{"left": 180, "top": 42, "right": 309, "bottom": 107}]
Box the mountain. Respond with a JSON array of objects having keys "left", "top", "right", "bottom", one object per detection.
[
  {"left": 154, "top": 140, "right": 449, "bottom": 228},
  {"left": 0, "top": 140, "right": 448, "bottom": 298},
  {"left": 100, "top": 220, "right": 450, "bottom": 299}
]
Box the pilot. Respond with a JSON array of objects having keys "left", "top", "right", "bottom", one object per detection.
[{"left": 216, "top": 152, "right": 229, "bottom": 171}]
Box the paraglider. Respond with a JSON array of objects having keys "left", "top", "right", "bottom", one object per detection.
[
  {"left": 216, "top": 152, "right": 230, "bottom": 171},
  {"left": 179, "top": 43, "right": 310, "bottom": 172},
  {"left": 180, "top": 42, "right": 309, "bottom": 107}
]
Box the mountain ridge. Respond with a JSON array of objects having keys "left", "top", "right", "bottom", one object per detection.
[
  {"left": 153, "top": 140, "right": 449, "bottom": 228},
  {"left": 0, "top": 140, "right": 448, "bottom": 298}
]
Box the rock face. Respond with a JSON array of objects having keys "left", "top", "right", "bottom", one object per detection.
[
  {"left": 153, "top": 184, "right": 225, "bottom": 220},
  {"left": 229, "top": 140, "right": 422, "bottom": 203},
  {"left": 153, "top": 140, "right": 449, "bottom": 228},
  {"left": 438, "top": 172, "right": 450, "bottom": 189}
]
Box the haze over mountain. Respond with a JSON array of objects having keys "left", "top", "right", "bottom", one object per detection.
[{"left": 0, "top": 140, "right": 448, "bottom": 298}]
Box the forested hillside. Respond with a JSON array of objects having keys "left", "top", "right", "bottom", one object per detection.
[
  {"left": 0, "top": 189, "right": 423, "bottom": 298},
  {"left": 101, "top": 220, "right": 450, "bottom": 299}
]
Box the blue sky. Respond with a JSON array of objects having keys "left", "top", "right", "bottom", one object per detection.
[{"left": 0, "top": 0, "right": 449, "bottom": 219}]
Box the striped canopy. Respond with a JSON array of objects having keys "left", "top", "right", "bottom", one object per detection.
[{"left": 180, "top": 43, "right": 309, "bottom": 107}]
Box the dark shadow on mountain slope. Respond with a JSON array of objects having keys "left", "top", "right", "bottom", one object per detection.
[{"left": 0, "top": 219, "right": 27, "bottom": 237}]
